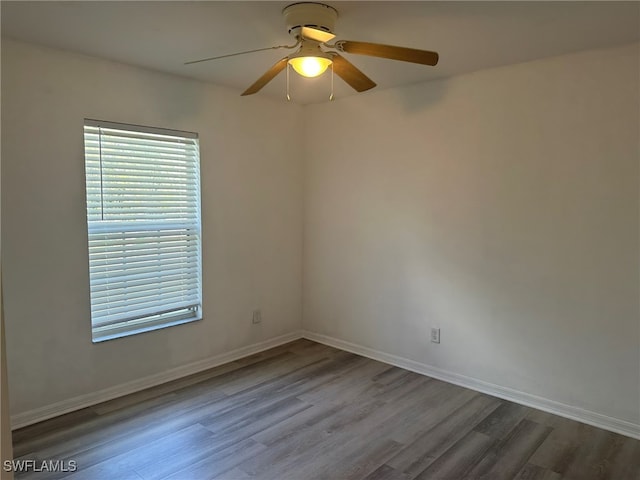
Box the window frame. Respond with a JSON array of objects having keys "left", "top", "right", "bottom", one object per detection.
[{"left": 83, "top": 119, "right": 203, "bottom": 343}]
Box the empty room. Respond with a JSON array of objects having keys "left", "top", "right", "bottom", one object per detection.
[{"left": 1, "top": 1, "right": 639, "bottom": 479}]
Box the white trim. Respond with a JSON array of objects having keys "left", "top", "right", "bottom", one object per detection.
[
  {"left": 301, "top": 330, "right": 640, "bottom": 440},
  {"left": 11, "top": 331, "right": 303, "bottom": 430}
]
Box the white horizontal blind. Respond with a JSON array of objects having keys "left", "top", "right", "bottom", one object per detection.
[{"left": 83, "top": 120, "right": 202, "bottom": 341}]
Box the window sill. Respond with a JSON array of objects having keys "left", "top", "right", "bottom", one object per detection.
[{"left": 92, "top": 315, "right": 202, "bottom": 343}]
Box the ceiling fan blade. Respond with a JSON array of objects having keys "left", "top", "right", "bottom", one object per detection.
[
  {"left": 331, "top": 53, "right": 376, "bottom": 92},
  {"left": 301, "top": 26, "right": 336, "bottom": 43},
  {"left": 241, "top": 57, "right": 289, "bottom": 96},
  {"left": 336, "top": 40, "right": 439, "bottom": 66},
  {"left": 185, "top": 42, "right": 299, "bottom": 65}
]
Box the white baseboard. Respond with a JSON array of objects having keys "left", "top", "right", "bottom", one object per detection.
[
  {"left": 11, "top": 331, "right": 304, "bottom": 430},
  {"left": 301, "top": 330, "right": 640, "bottom": 440}
]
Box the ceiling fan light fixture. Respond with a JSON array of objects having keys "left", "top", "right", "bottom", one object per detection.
[{"left": 288, "top": 56, "right": 332, "bottom": 78}]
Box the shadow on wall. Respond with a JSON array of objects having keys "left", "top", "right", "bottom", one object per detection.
[
  {"left": 391, "top": 77, "right": 449, "bottom": 113},
  {"left": 118, "top": 72, "right": 211, "bottom": 122}
]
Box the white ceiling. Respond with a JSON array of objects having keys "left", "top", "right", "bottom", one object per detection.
[{"left": 2, "top": 1, "right": 639, "bottom": 104}]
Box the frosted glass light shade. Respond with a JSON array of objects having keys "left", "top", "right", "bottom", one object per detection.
[{"left": 288, "top": 56, "right": 332, "bottom": 78}]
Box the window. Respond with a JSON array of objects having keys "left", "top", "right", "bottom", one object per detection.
[{"left": 83, "top": 119, "right": 202, "bottom": 342}]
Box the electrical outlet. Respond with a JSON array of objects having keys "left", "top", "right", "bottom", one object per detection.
[
  {"left": 430, "top": 328, "right": 440, "bottom": 344},
  {"left": 252, "top": 309, "right": 262, "bottom": 324}
]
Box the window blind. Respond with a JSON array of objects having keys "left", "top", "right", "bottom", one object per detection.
[{"left": 83, "top": 120, "right": 202, "bottom": 341}]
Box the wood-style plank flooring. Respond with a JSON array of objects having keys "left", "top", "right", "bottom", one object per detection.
[{"left": 12, "top": 339, "right": 640, "bottom": 479}]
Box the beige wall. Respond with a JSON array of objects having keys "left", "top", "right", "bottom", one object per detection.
[
  {"left": 303, "top": 43, "right": 640, "bottom": 427},
  {"left": 1, "top": 39, "right": 304, "bottom": 418}
]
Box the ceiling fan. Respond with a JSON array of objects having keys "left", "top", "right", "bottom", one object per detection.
[{"left": 185, "top": 2, "right": 439, "bottom": 97}]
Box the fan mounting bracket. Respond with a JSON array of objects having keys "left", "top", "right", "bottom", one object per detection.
[{"left": 283, "top": 2, "right": 338, "bottom": 39}]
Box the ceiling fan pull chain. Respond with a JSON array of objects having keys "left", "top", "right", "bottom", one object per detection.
[
  {"left": 329, "top": 63, "right": 334, "bottom": 101},
  {"left": 286, "top": 63, "right": 291, "bottom": 101}
]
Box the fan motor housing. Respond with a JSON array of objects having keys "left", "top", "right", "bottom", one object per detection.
[{"left": 283, "top": 2, "right": 338, "bottom": 38}]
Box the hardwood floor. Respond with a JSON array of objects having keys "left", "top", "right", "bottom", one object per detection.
[{"left": 11, "top": 339, "right": 640, "bottom": 480}]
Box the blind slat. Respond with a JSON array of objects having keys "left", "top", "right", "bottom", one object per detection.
[
  {"left": 91, "top": 293, "right": 201, "bottom": 316},
  {"left": 91, "top": 280, "right": 199, "bottom": 301},
  {"left": 90, "top": 247, "right": 199, "bottom": 264},
  {"left": 92, "top": 302, "right": 200, "bottom": 328},
  {"left": 90, "top": 272, "right": 201, "bottom": 294},
  {"left": 87, "top": 160, "right": 199, "bottom": 173}
]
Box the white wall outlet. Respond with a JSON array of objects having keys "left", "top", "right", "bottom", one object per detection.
[
  {"left": 252, "top": 309, "right": 262, "bottom": 324},
  {"left": 431, "top": 328, "right": 440, "bottom": 344}
]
